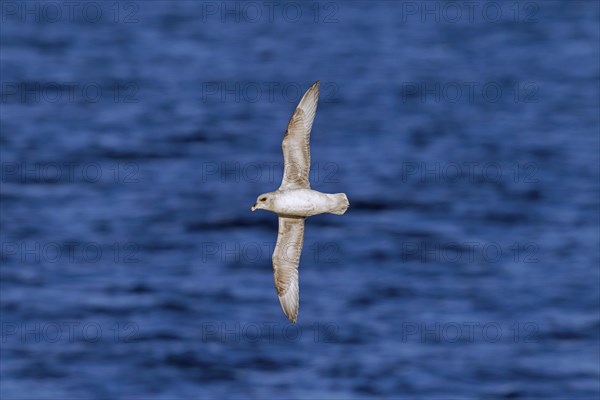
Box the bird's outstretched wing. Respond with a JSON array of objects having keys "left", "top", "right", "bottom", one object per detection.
[
  {"left": 279, "top": 81, "right": 319, "bottom": 191},
  {"left": 272, "top": 216, "right": 305, "bottom": 323}
]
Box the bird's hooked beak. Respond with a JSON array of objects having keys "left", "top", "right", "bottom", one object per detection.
[{"left": 251, "top": 203, "right": 257, "bottom": 212}]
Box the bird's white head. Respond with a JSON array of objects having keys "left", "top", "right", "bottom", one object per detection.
[{"left": 251, "top": 192, "right": 275, "bottom": 212}]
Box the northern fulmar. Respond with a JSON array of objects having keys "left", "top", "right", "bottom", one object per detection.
[{"left": 251, "top": 81, "right": 349, "bottom": 323}]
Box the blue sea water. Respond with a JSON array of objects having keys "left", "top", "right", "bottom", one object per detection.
[{"left": 1, "top": 1, "right": 599, "bottom": 399}]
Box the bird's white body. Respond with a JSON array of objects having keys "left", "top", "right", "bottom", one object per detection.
[{"left": 270, "top": 189, "right": 349, "bottom": 217}]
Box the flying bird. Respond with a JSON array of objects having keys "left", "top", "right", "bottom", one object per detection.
[{"left": 251, "top": 81, "right": 349, "bottom": 323}]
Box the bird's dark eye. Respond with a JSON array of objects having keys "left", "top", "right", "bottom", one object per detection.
[{"left": 260, "top": 197, "right": 267, "bottom": 202}]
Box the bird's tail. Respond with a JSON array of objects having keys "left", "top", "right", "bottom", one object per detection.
[{"left": 330, "top": 193, "right": 349, "bottom": 215}]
